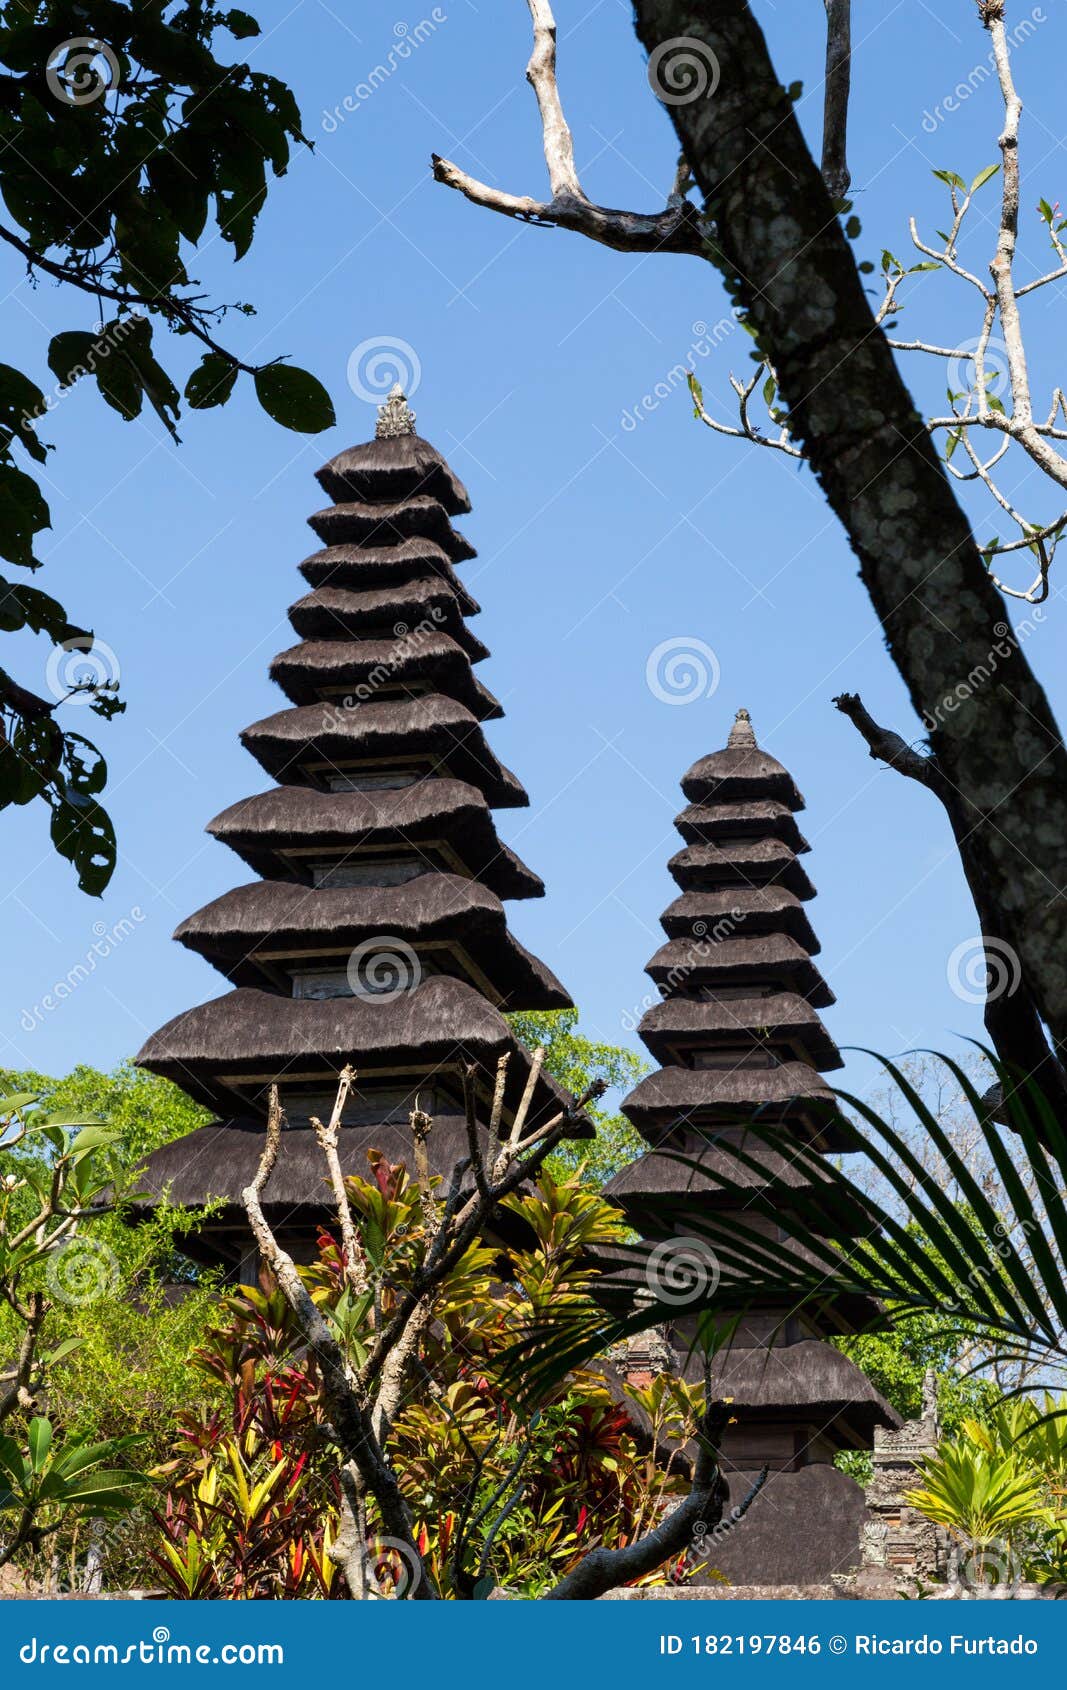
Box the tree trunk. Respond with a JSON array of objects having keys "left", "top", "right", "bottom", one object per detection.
[{"left": 631, "top": 0, "right": 1067, "bottom": 1058}]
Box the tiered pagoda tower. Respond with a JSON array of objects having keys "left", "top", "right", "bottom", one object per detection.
[
  {"left": 135, "top": 389, "right": 587, "bottom": 1274},
  {"left": 606, "top": 709, "right": 899, "bottom": 1587}
]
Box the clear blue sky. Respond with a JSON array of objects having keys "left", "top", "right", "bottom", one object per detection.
[{"left": 3, "top": 0, "right": 1064, "bottom": 1111}]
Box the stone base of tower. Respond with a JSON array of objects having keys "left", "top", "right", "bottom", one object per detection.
[{"left": 698, "top": 1464, "right": 868, "bottom": 1587}]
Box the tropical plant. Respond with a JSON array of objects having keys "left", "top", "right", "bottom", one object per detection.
[
  {"left": 147, "top": 1139, "right": 708, "bottom": 1600},
  {"left": 0, "top": 1416, "right": 143, "bottom": 1570}
]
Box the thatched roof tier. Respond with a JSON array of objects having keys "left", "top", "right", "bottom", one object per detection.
[
  {"left": 239, "top": 697, "right": 528, "bottom": 808},
  {"left": 621, "top": 1062, "right": 847, "bottom": 1145},
  {"left": 136, "top": 978, "right": 592, "bottom": 1136},
  {"left": 681, "top": 739, "right": 804, "bottom": 809},
  {"left": 206, "top": 781, "right": 544, "bottom": 900},
  {"left": 658, "top": 887, "right": 819, "bottom": 953},
  {"left": 690, "top": 1341, "right": 898, "bottom": 1435},
  {"left": 174, "top": 875, "right": 570, "bottom": 1008},
  {"left": 308, "top": 498, "right": 475, "bottom": 562},
  {"left": 645, "top": 935, "right": 834, "bottom": 1009},
  {"left": 668, "top": 841, "right": 816, "bottom": 900},
  {"left": 635, "top": 993, "right": 842, "bottom": 1070},
  {"left": 316, "top": 433, "right": 471, "bottom": 514},
  {"left": 675, "top": 800, "right": 809, "bottom": 853},
  {"left": 299, "top": 539, "right": 474, "bottom": 603},
  {"left": 269, "top": 636, "right": 502, "bottom": 719},
  {"left": 287, "top": 582, "right": 488, "bottom": 663},
  {"left": 603, "top": 1143, "right": 867, "bottom": 1240}
]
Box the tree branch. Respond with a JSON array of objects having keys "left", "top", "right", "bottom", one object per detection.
[{"left": 821, "top": 0, "right": 852, "bottom": 198}]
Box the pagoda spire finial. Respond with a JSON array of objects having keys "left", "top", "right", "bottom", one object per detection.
[
  {"left": 727, "top": 706, "right": 757, "bottom": 749},
  {"left": 376, "top": 383, "right": 417, "bottom": 440}
]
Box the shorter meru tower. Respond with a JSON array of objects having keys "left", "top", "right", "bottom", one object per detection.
[
  {"left": 606, "top": 709, "right": 899, "bottom": 1587},
  {"left": 135, "top": 389, "right": 588, "bottom": 1273}
]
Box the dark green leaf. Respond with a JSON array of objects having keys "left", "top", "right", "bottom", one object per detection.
[{"left": 254, "top": 364, "right": 335, "bottom": 433}]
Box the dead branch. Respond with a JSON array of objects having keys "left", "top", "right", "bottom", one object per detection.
[
  {"left": 821, "top": 1, "right": 852, "bottom": 198},
  {"left": 431, "top": 1, "right": 705, "bottom": 257}
]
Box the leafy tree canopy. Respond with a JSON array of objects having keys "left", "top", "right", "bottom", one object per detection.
[
  {"left": 507, "top": 1009, "right": 648, "bottom": 1185},
  {"left": 0, "top": 1, "right": 334, "bottom": 893}
]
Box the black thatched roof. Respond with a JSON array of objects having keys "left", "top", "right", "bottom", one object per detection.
[
  {"left": 206, "top": 781, "right": 544, "bottom": 900},
  {"left": 269, "top": 636, "right": 502, "bottom": 719},
  {"left": 645, "top": 935, "right": 834, "bottom": 1009},
  {"left": 681, "top": 746, "right": 804, "bottom": 809},
  {"left": 687, "top": 1340, "right": 899, "bottom": 1433},
  {"left": 239, "top": 697, "right": 528, "bottom": 809},
  {"left": 134, "top": 1115, "right": 496, "bottom": 1211},
  {"left": 287, "top": 582, "right": 488, "bottom": 663},
  {"left": 308, "top": 498, "right": 475, "bottom": 562},
  {"left": 136, "top": 977, "right": 591, "bottom": 1136},
  {"left": 621, "top": 1062, "right": 845, "bottom": 1143},
  {"left": 298, "top": 539, "right": 474, "bottom": 603},
  {"left": 669, "top": 840, "right": 816, "bottom": 900},
  {"left": 316, "top": 433, "right": 471, "bottom": 514},
  {"left": 675, "top": 799, "right": 810, "bottom": 853},
  {"left": 635, "top": 992, "right": 841, "bottom": 1069},
  {"left": 658, "top": 887, "right": 819, "bottom": 953},
  {"left": 174, "top": 874, "right": 570, "bottom": 1008}
]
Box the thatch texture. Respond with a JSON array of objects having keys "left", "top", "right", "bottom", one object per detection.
[
  {"left": 674, "top": 799, "right": 809, "bottom": 852},
  {"left": 645, "top": 935, "right": 834, "bottom": 1009},
  {"left": 239, "top": 697, "right": 528, "bottom": 808},
  {"left": 635, "top": 992, "right": 841, "bottom": 1069},
  {"left": 308, "top": 497, "right": 475, "bottom": 561},
  {"left": 316, "top": 433, "right": 471, "bottom": 513},
  {"left": 669, "top": 841, "right": 816, "bottom": 900},
  {"left": 174, "top": 874, "right": 570, "bottom": 1008},
  {"left": 136, "top": 978, "right": 591, "bottom": 1135},
  {"left": 681, "top": 744, "right": 804, "bottom": 808},
  {"left": 206, "top": 781, "right": 544, "bottom": 900},
  {"left": 269, "top": 636, "right": 502, "bottom": 719},
  {"left": 658, "top": 887, "right": 819, "bottom": 952},
  {"left": 621, "top": 1062, "right": 843, "bottom": 1142},
  {"left": 287, "top": 582, "right": 488, "bottom": 663},
  {"left": 298, "top": 541, "right": 479, "bottom": 610},
  {"left": 692, "top": 1341, "right": 898, "bottom": 1433}
]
